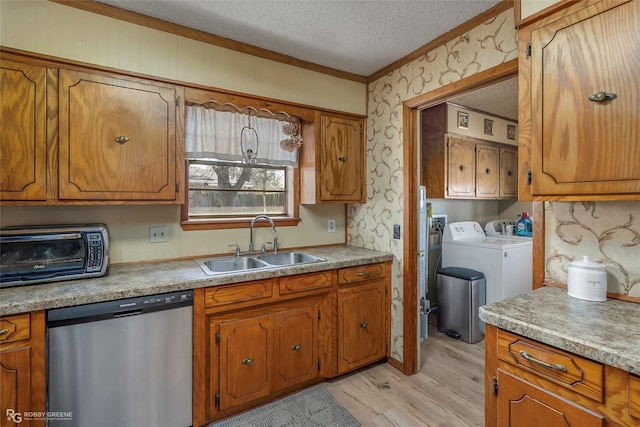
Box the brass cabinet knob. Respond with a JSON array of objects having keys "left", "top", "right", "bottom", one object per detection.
[
  {"left": 291, "top": 344, "right": 301, "bottom": 351},
  {"left": 588, "top": 92, "right": 617, "bottom": 103},
  {"left": 114, "top": 136, "right": 130, "bottom": 144},
  {"left": 242, "top": 357, "right": 254, "bottom": 366}
]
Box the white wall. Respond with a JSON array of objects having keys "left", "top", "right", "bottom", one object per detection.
[
  {"left": 428, "top": 199, "right": 532, "bottom": 227},
  {"left": 0, "top": 0, "right": 364, "bottom": 264}
]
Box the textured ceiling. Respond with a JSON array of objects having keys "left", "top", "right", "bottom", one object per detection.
[
  {"left": 450, "top": 77, "right": 518, "bottom": 120},
  {"left": 96, "top": 0, "right": 501, "bottom": 77},
  {"left": 94, "top": 0, "right": 515, "bottom": 118}
]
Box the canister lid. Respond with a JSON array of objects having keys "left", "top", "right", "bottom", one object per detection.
[{"left": 569, "top": 256, "right": 605, "bottom": 269}]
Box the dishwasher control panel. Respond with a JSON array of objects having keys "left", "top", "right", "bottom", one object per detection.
[{"left": 48, "top": 290, "right": 194, "bottom": 327}]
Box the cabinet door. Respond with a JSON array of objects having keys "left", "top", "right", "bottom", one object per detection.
[
  {"left": 475, "top": 143, "right": 500, "bottom": 199},
  {"left": 338, "top": 281, "right": 387, "bottom": 373},
  {"left": 319, "top": 114, "right": 364, "bottom": 202},
  {"left": 530, "top": 0, "right": 640, "bottom": 196},
  {"left": 0, "top": 59, "right": 47, "bottom": 201},
  {"left": 499, "top": 147, "right": 518, "bottom": 198},
  {"left": 58, "top": 69, "right": 177, "bottom": 200},
  {"left": 274, "top": 305, "right": 318, "bottom": 390},
  {"left": 219, "top": 314, "right": 273, "bottom": 410},
  {"left": 497, "top": 370, "right": 604, "bottom": 427},
  {"left": 0, "top": 347, "right": 32, "bottom": 427},
  {"left": 445, "top": 136, "right": 475, "bottom": 198}
]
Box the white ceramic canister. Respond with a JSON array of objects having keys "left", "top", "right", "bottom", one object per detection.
[{"left": 567, "top": 256, "right": 607, "bottom": 302}]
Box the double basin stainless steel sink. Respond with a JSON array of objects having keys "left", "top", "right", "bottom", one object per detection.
[{"left": 196, "top": 250, "right": 325, "bottom": 276}]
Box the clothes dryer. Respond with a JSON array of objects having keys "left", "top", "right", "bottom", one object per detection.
[{"left": 442, "top": 221, "right": 532, "bottom": 304}]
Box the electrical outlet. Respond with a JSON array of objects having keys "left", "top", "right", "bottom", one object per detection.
[
  {"left": 327, "top": 219, "right": 336, "bottom": 233},
  {"left": 149, "top": 226, "right": 168, "bottom": 243},
  {"left": 430, "top": 215, "right": 447, "bottom": 235}
]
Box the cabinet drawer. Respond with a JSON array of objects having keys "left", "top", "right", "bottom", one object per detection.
[
  {"left": 338, "top": 263, "right": 385, "bottom": 284},
  {"left": 0, "top": 313, "right": 30, "bottom": 344},
  {"left": 498, "top": 330, "right": 604, "bottom": 402},
  {"left": 631, "top": 374, "right": 640, "bottom": 420},
  {"left": 204, "top": 280, "right": 274, "bottom": 307},
  {"left": 278, "top": 271, "right": 333, "bottom": 295}
]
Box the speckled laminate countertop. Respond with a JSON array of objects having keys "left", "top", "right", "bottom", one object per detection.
[
  {"left": 0, "top": 245, "right": 393, "bottom": 316},
  {"left": 479, "top": 286, "right": 640, "bottom": 375}
]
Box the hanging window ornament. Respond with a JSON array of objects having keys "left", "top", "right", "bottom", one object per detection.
[
  {"left": 280, "top": 121, "right": 303, "bottom": 153},
  {"left": 240, "top": 111, "right": 259, "bottom": 164}
]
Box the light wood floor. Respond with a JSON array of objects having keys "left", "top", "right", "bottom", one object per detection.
[{"left": 325, "top": 320, "right": 485, "bottom": 426}]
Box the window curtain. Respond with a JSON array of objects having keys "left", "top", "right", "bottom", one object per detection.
[{"left": 185, "top": 104, "right": 301, "bottom": 166}]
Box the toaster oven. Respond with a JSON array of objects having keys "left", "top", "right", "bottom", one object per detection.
[{"left": 0, "top": 224, "right": 110, "bottom": 288}]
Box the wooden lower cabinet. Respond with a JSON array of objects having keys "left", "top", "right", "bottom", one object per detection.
[
  {"left": 0, "top": 311, "right": 46, "bottom": 427},
  {"left": 218, "top": 313, "right": 274, "bottom": 410},
  {"left": 337, "top": 280, "right": 387, "bottom": 373},
  {"left": 203, "top": 301, "right": 323, "bottom": 423},
  {"left": 497, "top": 369, "right": 604, "bottom": 427},
  {"left": 194, "top": 263, "right": 390, "bottom": 426},
  {"left": 215, "top": 304, "right": 319, "bottom": 412},
  {"left": 485, "top": 325, "right": 637, "bottom": 427},
  {"left": 274, "top": 305, "right": 319, "bottom": 390}
]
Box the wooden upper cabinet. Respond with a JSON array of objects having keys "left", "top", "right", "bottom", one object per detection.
[
  {"left": 319, "top": 114, "right": 363, "bottom": 201},
  {"left": 499, "top": 147, "right": 518, "bottom": 198},
  {"left": 446, "top": 136, "right": 476, "bottom": 198},
  {"left": 475, "top": 143, "right": 500, "bottom": 199},
  {"left": 0, "top": 59, "right": 47, "bottom": 201},
  {"left": 422, "top": 104, "right": 518, "bottom": 200},
  {"left": 529, "top": 0, "right": 640, "bottom": 197},
  {"left": 58, "top": 69, "right": 178, "bottom": 201},
  {"left": 300, "top": 112, "right": 366, "bottom": 204}
]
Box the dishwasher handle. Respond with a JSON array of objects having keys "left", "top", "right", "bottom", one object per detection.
[{"left": 113, "top": 309, "right": 143, "bottom": 318}]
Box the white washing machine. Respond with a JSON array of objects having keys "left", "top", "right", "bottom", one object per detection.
[
  {"left": 442, "top": 221, "right": 532, "bottom": 304},
  {"left": 484, "top": 219, "right": 533, "bottom": 241}
]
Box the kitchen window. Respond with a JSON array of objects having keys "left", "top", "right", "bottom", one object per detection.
[{"left": 182, "top": 102, "right": 302, "bottom": 230}]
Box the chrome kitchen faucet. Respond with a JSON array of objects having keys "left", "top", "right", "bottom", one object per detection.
[{"left": 249, "top": 215, "right": 276, "bottom": 253}]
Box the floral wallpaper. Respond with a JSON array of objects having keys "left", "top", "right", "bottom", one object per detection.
[
  {"left": 545, "top": 202, "right": 640, "bottom": 298},
  {"left": 347, "top": 9, "right": 518, "bottom": 363}
]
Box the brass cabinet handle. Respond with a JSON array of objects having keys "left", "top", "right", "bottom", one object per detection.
[
  {"left": 338, "top": 156, "right": 346, "bottom": 162},
  {"left": 360, "top": 322, "right": 368, "bottom": 329},
  {"left": 0, "top": 328, "right": 8, "bottom": 335},
  {"left": 356, "top": 271, "right": 371, "bottom": 277},
  {"left": 519, "top": 351, "right": 567, "bottom": 373},
  {"left": 459, "top": 165, "right": 466, "bottom": 172},
  {"left": 291, "top": 344, "right": 301, "bottom": 351},
  {"left": 114, "top": 136, "right": 130, "bottom": 144},
  {"left": 485, "top": 168, "right": 491, "bottom": 175},
  {"left": 588, "top": 92, "right": 617, "bottom": 103},
  {"left": 242, "top": 357, "right": 254, "bottom": 366}
]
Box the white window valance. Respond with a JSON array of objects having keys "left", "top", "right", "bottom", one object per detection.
[{"left": 185, "top": 103, "right": 302, "bottom": 167}]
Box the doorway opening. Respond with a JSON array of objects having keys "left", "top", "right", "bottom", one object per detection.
[{"left": 401, "top": 60, "right": 518, "bottom": 375}]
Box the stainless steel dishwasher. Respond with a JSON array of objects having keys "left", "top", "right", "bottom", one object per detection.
[{"left": 47, "top": 290, "right": 193, "bottom": 427}]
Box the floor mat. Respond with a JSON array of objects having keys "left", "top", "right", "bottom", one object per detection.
[{"left": 209, "top": 384, "right": 361, "bottom": 427}]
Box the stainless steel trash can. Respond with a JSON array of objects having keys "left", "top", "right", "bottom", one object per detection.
[{"left": 437, "top": 267, "right": 485, "bottom": 344}]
